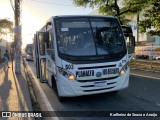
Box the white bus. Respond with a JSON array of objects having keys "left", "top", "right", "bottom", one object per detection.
[
  {"left": 25, "top": 44, "right": 34, "bottom": 61},
  {"left": 34, "top": 15, "right": 135, "bottom": 101}
]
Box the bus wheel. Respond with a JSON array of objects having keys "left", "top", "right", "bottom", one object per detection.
[{"left": 51, "top": 76, "right": 57, "bottom": 90}]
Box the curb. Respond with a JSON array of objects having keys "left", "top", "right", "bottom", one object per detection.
[
  {"left": 23, "top": 59, "right": 55, "bottom": 120},
  {"left": 22, "top": 58, "right": 42, "bottom": 120},
  {"left": 134, "top": 60, "right": 160, "bottom": 65},
  {"left": 131, "top": 68, "right": 160, "bottom": 73}
]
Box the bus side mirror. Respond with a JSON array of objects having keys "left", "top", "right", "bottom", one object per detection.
[
  {"left": 127, "top": 35, "right": 135, "bottom": 54},
  {"left": 126, "top": 35, "right": 135, "bottom": 61},
  {"left": 121, "top": 25, "right": 135, "bottom": 55}
]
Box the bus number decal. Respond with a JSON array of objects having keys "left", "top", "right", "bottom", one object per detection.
[{"left": 65, "top": 64, "right": 74, "bottom": 70}]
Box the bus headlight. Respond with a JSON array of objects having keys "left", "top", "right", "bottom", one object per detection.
[
  {"left": 58, "top": 67, "right": 76, "bottom": 81},
  {"left": 120, "top": 62, "right": 129, "bottom": 75}
]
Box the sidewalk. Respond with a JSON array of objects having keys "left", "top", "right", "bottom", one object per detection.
[{"left": 0, "top": 61, "right": 33, "bottom": 120}]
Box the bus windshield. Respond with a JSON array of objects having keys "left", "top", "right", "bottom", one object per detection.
[{"left": 55, "top": 17, "right": 127, "bottom": 61}]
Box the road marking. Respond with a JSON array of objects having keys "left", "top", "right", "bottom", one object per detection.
[
  {"left": 130, "top": 73, "right": 160, "bottom": 80},
  {"left": 26, "top": 61, "right": 59, "bottom": 120}
]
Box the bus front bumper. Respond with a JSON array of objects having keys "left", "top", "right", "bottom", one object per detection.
[{"left": 57, "top": 68, "right": 130, "bottom": 97}]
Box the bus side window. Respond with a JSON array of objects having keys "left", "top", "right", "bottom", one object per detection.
[{"left": 46, "top": 33, "right": 52, "bottom": 55}]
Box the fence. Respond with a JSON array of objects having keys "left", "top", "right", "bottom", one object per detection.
[{"left": 131, "top": 44, "right": 160, "bottom": 71}]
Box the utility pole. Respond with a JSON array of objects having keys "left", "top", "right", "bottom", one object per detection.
[
  {"left": 137, "top": 13, "right": 139, "bottom": 44},
  {"left": 14, "top": 0, "right": 21, "bottom": 73}
]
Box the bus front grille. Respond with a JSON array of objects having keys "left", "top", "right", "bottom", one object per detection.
[
  {"left": 78, "top": 64, "right": 116, "bottom": 70},
  {"left": 81, "top": 82, "right": 117, "bottom": 88},
  {"left": 77, "top": 76, "right": 119, "bottom": 82},
  {"left": 83, "top": 86, "right": 115, "bottom": 92}
]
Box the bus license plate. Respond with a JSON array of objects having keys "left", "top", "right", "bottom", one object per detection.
[{"left": 94, "top": 81, "right": 107, "bottom": 87}]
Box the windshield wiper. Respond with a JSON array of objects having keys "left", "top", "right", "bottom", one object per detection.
[
  {"left": 103, "top": 42, "right": 115, "bottom": 57},
  {"left": 94, "top": 27, "right": 115, "bottom": 57}
]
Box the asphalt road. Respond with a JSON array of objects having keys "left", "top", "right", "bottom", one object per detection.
[{"left": 26, "top": 60, "right": 160, "bottom": 120}]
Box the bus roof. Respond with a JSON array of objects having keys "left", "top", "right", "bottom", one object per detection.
[
  {"left": 39, "top": 15, "right": 118, "bottom": 32},
  {"left": 51, "top": 15, "right": 116, "bottom": 19}
]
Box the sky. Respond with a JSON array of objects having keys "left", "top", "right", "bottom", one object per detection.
[{"left": 0, "top": 0, "right": 95, "bottom": 48}]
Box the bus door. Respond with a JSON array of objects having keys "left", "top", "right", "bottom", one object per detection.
[
  {"left": 36, "top": 32, "right": 49, "bottom": 83},
  {"left": 122, "top": 25, "right": 135, "bottom": 60},
  {"left": 45, "top": 32, "right": 56, "bottom": 85}
]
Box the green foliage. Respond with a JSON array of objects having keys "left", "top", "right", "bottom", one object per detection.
[
  {"left": 139, "top": 0, "right": 160, "bottom": 36},
  {"left": 72, "top": 0, "right": 145, "bottom": 24},
  {"left": 73, "top": 0, "right": 160, "bottom": 36},
  {"left": 0, "top": 19, "right": 13, "bottom": 42},
  {"left": 122, "top": 0, "right": 147, "bottom": 14}
]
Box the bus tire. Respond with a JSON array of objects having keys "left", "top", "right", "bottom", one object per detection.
[
  {"left": 58, "top": 96, "right": 65, "bottom": 102},
  {"left": 51, "top": 76, "right": 57, "bottom": 91},
  {"left": 109, "top": 91, "right": 119, "bottom": 94}
]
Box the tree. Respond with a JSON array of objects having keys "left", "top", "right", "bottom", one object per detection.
[
  {"left": 0, "top": 19, "right": 13, "bottom": 43},
  {"left": 73, "top": 0, "right": 160, "bottom": 36},
  {"left": 72, "top": 0, "right": 146, "bottom": 24},
  {"left": 139, "top": 0, "right": 160, "bottom": 36}
]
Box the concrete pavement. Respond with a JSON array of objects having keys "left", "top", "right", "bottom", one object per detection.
[{"left": 0, "top": 61, "right": 33, "bottom": 120}]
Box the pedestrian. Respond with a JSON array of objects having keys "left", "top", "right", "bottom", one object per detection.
[{"left": 3, "top": 50, "right": 10, "bottom": 68}]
